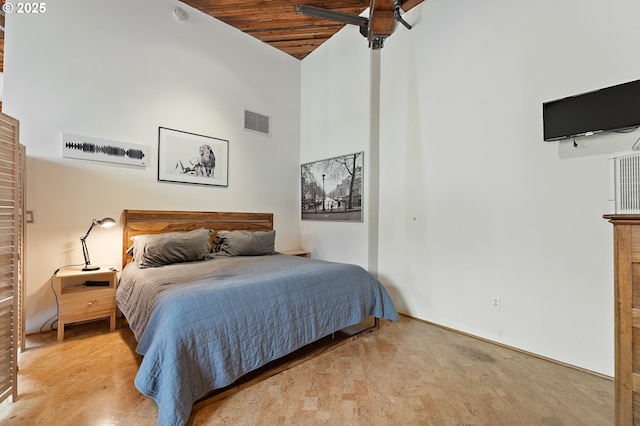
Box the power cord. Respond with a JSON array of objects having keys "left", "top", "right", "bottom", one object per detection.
[
  {"left": 572, "top": 126, "right": 640, "bottom": 149},
  {"left": 39, "top": 263, "right": 84, "bottom": 334}
]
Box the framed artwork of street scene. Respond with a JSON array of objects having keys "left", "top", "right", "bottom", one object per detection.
[{"left": 301, "top": 151, "right": 363, "bottom": 222}]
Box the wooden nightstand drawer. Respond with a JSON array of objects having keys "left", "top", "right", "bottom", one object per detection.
[{"left": 59, "top": 289, "right": 115, "bottom": 321}]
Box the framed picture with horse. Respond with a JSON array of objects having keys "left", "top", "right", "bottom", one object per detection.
[{"left": 158, "top": 127, "right": 229, "bottom": 187}]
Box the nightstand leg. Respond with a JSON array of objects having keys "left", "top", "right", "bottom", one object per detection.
[
  {"left": 57, "top": 321, "right": 64, "bottom": 342},
  {"left": 109, "top": 313, "right": 116, "bottom": 331}
]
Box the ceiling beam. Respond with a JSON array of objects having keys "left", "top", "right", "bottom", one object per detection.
[
  {"left": 402, "top": 0, "right": 423, "bottom": 12},
  {"left": 368, "top": 0, "right": 395, "bottom": 48}
]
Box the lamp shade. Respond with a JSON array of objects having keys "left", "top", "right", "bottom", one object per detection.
[{"left": 96, "top": 217, "right": 116, "bottom": 227}]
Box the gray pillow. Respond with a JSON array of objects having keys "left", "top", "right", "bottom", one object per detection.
[
  {"left": 213, "top": 230, "right": 276, "bottom": 256},
  {"left": 130, "top": 228, "right": 212, "bottom": 268}
]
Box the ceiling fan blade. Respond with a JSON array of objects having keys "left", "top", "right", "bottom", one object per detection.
[{"left": 295, "top": 5, "right": 368, "bottom": 29}]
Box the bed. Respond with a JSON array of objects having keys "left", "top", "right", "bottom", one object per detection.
[{"left": 116, "top": 210, "right": 399, "bottom": 426}]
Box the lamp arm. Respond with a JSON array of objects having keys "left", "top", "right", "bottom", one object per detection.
[
  {"left": 80, "top": 220, "right": 97, "bottom": 268},
  {"left": 80, "top": 220, "right": 97, "bottom": 242},
  {"left": 81, "top": 238, "right": 91, "bottom": 268}
]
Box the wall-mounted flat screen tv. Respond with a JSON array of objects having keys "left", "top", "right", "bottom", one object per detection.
[{"left": 543, "top": 79, "right": 640, "bottom": 141}]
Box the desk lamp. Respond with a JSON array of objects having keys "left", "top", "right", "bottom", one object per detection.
[{"left": 81, "top": 217, "right": 116, "bottom": 271}]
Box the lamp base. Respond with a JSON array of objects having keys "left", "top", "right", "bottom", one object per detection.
[{"left": 82, "top": 265, "right": 100, "bottom": 271}]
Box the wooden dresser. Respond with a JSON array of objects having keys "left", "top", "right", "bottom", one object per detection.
[{"left": 604, "top": 214, "right": 640, "bottom": 425}]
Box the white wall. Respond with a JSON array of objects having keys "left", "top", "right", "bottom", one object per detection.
[
  {"left": 300, "top": 26, "right": 372, "bottom": 266},
  {"left": 301, "top": 0, "right": 640, "bottom": 376},
  {"left": 4, "top": 0, "right": 301, "bottom": 334}
]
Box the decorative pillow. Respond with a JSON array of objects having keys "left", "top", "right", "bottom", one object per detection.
[
  {"left": 130, "top": 228, "right": 213, "bottom": 268},
  {"left": 213, "top": 230, "right": 276, "bottom": 256}
]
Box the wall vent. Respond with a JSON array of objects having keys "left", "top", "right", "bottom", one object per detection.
[
  {"left": 611, "top": 151, "right": 640, "bottom": 213},
  {"left": 244, "top": 110, "right": 270, "bottom": 135}
]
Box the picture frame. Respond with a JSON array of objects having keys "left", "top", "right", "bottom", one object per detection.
[
  {"left": 158, "top": 127, "right": 229, "bottom": 187},
  {"left": 301, "top": 151, "right": 364, "bottom": 222},
  {"left": 62, "top": 133, "right": 149, "bottom": 167}
]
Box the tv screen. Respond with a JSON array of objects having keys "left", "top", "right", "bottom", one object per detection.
[{"left": 543, "top": 79, "right": 640, "bottom": 141}]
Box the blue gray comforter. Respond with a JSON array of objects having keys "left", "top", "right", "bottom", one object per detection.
[{"left": 116, "top": 254, "right": 398, "bottom": 426}]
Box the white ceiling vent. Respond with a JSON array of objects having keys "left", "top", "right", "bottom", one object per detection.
[{"left": 244, "top": 110, "right": 270, "bottom": 136}]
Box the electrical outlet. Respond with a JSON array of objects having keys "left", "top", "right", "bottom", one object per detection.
[{"left": 492, "top": 297, "right": 501, "bottom": 310}]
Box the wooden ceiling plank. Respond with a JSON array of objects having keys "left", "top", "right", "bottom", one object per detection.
[
  {"left": 249, "top": 25, "right": 344, "bottom": 39},
  {"left": 219, "top": 8, "right": 368, "bottom": 26},
  {"left": 255, "top": 33, "right": 340, "bottom": 44},
  {"left": 226, "top": 18, "right": 342, "bottom": 30},
  {"left": 238, "top": 18, "right": 346, "bottom": 31}
]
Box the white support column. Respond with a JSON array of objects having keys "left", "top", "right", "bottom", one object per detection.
[{"left": 368, "top": 48, "right": 381, "bottom": 277}]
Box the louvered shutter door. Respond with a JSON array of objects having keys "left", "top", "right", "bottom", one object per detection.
[{"left": 0, "top": 112, "right": 21, "bottom": 403}]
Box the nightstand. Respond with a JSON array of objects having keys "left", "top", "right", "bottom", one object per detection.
[
  {"left": 53, "top": 267, "right": 117, "bottom": 341},
  {"left": 281, "top": 249, "right": 311, "bottom": 258}
]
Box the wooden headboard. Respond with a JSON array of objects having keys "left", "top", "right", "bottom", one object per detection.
[{"left": 121, "top": 210, "right": 274, "bottom": 268}]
